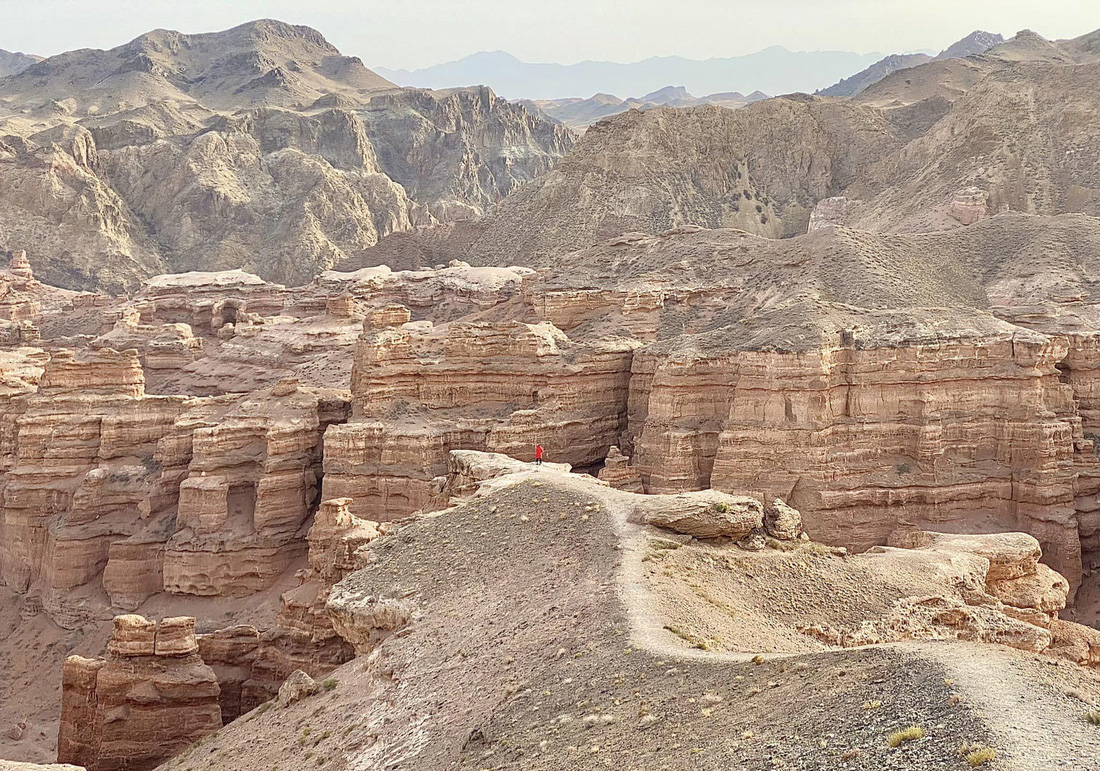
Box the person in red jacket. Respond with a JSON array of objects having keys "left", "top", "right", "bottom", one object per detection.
[{"left": 534, "top": 443, "right": 544, "bottom": 466}]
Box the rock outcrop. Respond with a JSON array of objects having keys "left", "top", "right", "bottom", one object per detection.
[
  {"left": 628, "top": 320, "right": 1091, "bottom": 592},
  {"left": 799, "top": 530, "right": 1084, "bottom": 658},
  {"left": 195, "top": 497, "right": 382, "bottom": 720},
  {"left": 597, "top": 445, "right": 643, "bottom": 492},
  {"left": 635, "top": 490, "right": 764, "bottom": 539},
  {"left": 322, "top": 317, "right": 637, "bottom": 520},
  {"left": 947, "top": 186, "right": 989, "bottom": 225},
  {"left": 0, "top": 342, "right": 350, "bottom": 616},
  {"left": 57, "top": 615, "right": 221, "bottom": 771}
]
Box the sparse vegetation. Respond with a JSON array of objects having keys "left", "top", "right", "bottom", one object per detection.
[
  {"left": 888, "top": 725, "right": 925, "bottom": 747},
  {"left": 321, "top": 678, "right": 338, "bottom": 691},
  {"left": 959, "top": 743, "right": 997, "bottom": 766},
  {"left": 712, "top": 501, "right": 731, "bottom": 514},
  {"left": 1086, "top": 708, "right": 1100, "bottom": 725}
]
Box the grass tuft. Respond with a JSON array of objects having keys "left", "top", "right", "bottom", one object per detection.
[
  {"left": 888, "top": 725, "right": 925, "bottom": 748},
  {"left": 960, "top": 744, "right": 997, "bottom": 767},
  {"left": 1086, "top": 708, "right": 1100, "bottom": 725}
]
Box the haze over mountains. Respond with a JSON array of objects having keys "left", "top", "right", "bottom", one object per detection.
[
  {"left": 521, "top": 85, "right": 770, "bottom": 131},
  {"left": 375, "top": 47, "right": 885, "bottom": 100},
  {"left": 380, "top": 30, "right": 1005, "bottom": 131}
]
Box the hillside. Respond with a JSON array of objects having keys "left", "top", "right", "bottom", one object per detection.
[
  {"left": 0, "top": 49, "right": 41, "bottom": 77},
  {"left": 819, "top": 30, "right": 1003, "bottom": 97},
  {"left": 345, "top": 28, "right": 1100, "bottom": 273},
  {"left": 0, "top": 21, "right": 573, "bottom": 290},
  {"left": 156, "top": 464, "right": 1100, "bottom": 770}
]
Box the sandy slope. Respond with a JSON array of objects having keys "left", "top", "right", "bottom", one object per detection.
[{"left": 159, "top": 467, "right": 1100, "bottom": 770}]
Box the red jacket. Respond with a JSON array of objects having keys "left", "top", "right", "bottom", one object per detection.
[{"left": 535, "top": 444, "right": 544, "bottom": 459}]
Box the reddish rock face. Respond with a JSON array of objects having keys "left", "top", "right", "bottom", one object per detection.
[
  {"left": 322, "top": 317, "right": 639, "bottom": 521},
  {"left": 627, "top": 328, "right": 1094, "bottom": 593},
  {"left": 58, "top": 615, "right": 222, "bottom": 771},
  {"left": 0, "top": 346, "right": 343, "bottom": 617}
]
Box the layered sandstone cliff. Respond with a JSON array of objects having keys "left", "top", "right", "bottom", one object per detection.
[
  {"left": 627, "top": 317, "right": 1092, "bottom": 592},
  {"left": 57, "top": 615, "right": 221, "bottom": 771},
  {"left": 195, "top": 497, "right": 382, "bottom": 720},
  {"left": 0, "top": 341, "right": 351, "bottom": 616},
  {"left": 322, "top": 313, "right": 637, "bottom": 519}
]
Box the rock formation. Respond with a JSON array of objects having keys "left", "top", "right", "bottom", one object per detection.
[
  {"left": 0, "top": 22, "right": 572, "bottom": 291},
  {"left": 0, "top": 341, "right": 350, "bottom": 618},
  {"left": 57, "top": 615, "right": 221, "bottom": 771},
  {"left": 194, "top": 497, "right": 382, "bottom": 721},
  {"left": 322, "top": 314, "right": 637, "bottom": 520},
  {"left": 597, "top": 445, "right": 643, "bottom": 492},
  {"left": 948, "top": 186, "right": 990, "bottom": 225},
  {"left": 628, "top": 318, "right": 1091, "bottom": 590}
]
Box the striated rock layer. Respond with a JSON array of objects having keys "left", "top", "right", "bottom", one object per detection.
[
  {"left": 57, "top": 615, "right": 221, "bottom": 771},
  {"left": 322, "top": 313, "right": 638, "bottom": 520},
  {"left": 628, "top": 318, "right": 1093, "bottom": 592}
]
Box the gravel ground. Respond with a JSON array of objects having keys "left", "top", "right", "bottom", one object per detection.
[{"left": 165, "top": 471, "right": 1038, "bottom": 771}]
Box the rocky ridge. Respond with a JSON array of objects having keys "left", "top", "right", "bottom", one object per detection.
[
  {"left": 0, "top": 21, "right": 573, "bottom": 290},
  {"left": 156, "top": 455, "right": 1100, "bottom": 770},
  {"left": 0, "top": 50, "right": 41, "bottom": 79},
  {"left": 818, "top": 30, "right": 1004, "bottom": 97},
  {"left": 345, "top": 27, "right": 1100, "bottom": 273}
]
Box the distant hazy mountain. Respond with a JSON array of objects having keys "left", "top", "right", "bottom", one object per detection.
[
  {"left": 375, "top": 47, "right": 882, "bottom": 100},
  {"left": 523, "top": 85, "right": 770, "bottom": 130},
  {"left": 0, "top": 49, "right": 42, "bottom": 77},
  {"left": 819, "top": 31, "right": 1003, "bottom": 97}
]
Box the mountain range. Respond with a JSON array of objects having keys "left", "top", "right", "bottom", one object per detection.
[
  {"left": 348, "top": 27, "right": 1100, "bottom": 274},
  {"left": 818, "top": 30, "right": 1004, "bottom": 96},
  {"left": 375, "top": 47, "right": 884, "bottom": 100},
  {"left": 0, "top": 20, "right": 571, "bottom": 291},
  {"left": 521, "top": 85, "right": 770, "bottom": 130}
]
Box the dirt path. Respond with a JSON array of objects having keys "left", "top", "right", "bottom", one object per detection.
[
  {"left": 907, "top": 641, "right": 1100, "bottom": 770},
  {"left": 604, "top": 480, "right": 1100, "bottom": 770}
]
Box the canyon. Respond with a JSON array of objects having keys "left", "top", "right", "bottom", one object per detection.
[{"left": 2, "top": 19, "right": 1100, "bottom": 771}]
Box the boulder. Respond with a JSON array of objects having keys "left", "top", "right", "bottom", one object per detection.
[
  {"left": 276, "top": 670, "right": 319, "bottom": 708},
  {"left": 764, "top": 498, "right": 802, "bottom": 540},
  {"left": 637, "top": 491, "right": 763, "bottom": 539}
]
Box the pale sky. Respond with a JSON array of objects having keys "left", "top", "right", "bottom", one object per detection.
[{"left": 2, "top": 0, "right": 1099, "bottom": 70}]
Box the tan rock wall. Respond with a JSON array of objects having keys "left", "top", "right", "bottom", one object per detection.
[
  {"left": 629, "top": 333, "right": 1092, "bottom": 590},
  {"left": 57, "top": 616, "right": 222, "bottom": 771},
  {"left": 324, "top": 320, "right": 637, "bottom": 520}
]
